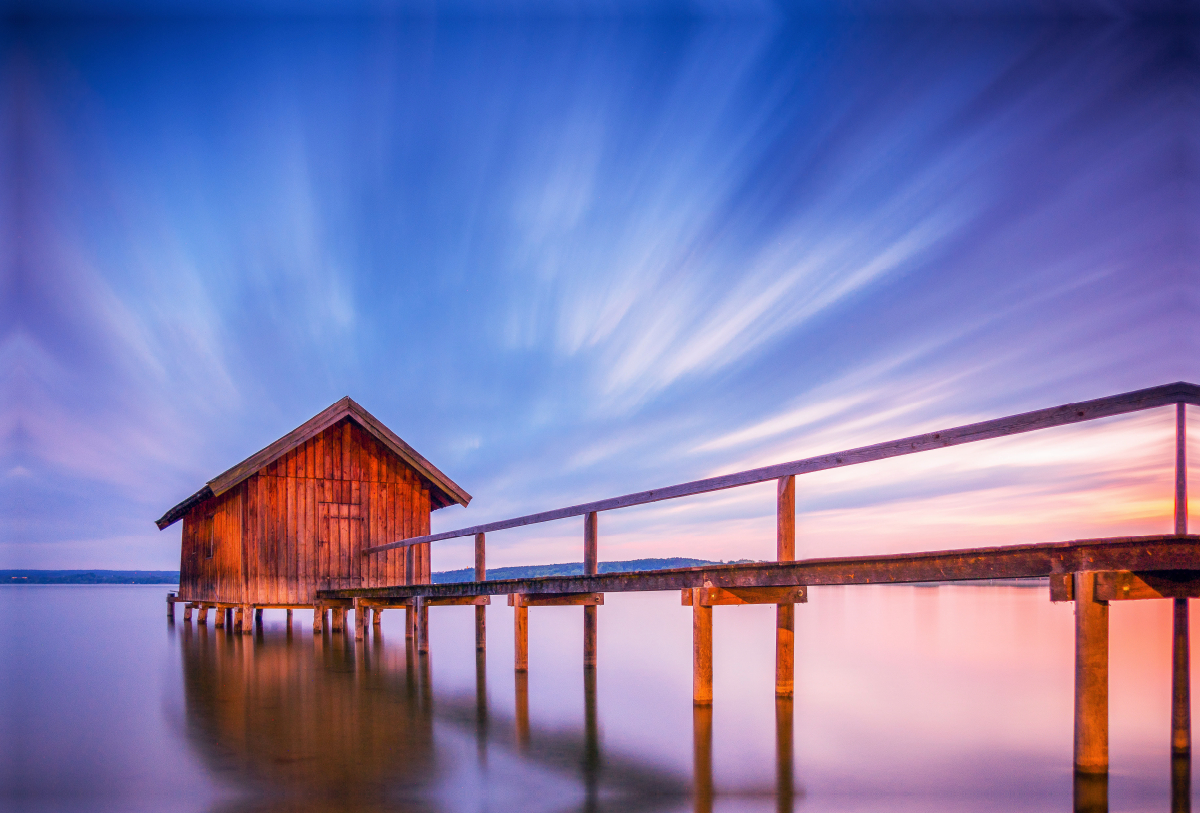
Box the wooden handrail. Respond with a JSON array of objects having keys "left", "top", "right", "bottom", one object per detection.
[{"left": 366, "top": 381, "right": 1200, "bottom": 554}]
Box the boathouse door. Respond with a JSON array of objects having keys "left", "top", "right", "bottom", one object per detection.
[{"left": 317, "top": 486, "right": 364, "bottom": 590}]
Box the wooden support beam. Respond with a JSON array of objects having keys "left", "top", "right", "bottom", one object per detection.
[
  {"left": 1074, "top": 572, "right": 1109, "bottom": 774},
  {"left": 354, "top": 599, "right": 366, "bottom": 641},
  {"left": 584, "top": 512, "right": 598, "bottom": 670},
  {"left": 776, "top": 697, "right": 794, "bottom": 812},
  {"left": 515, "top": 671, "right": 530, "bottom": 751},
  {"left": 777, "top": 476, "right": 796, "bottom": 699},
  {"left": 424, "top": 596, "right": 491, "bottom": 607},
  {"left": 1174, "top": 598, "right": 1191, "bottom": 755},
  {"left": 693, "top": 588, "right": 713, "bottom": 706},
  {"left": 509, "top": 592, "right": 604, "bottom": 607},
  {"left": 415, "top": 597, "right": 429, "bottom": 654},
  {"left": 514, "top": 603, "right": 529, "bottom": 672},
  {"left": 1093, "top": 571, "right": 1200, "bottom": 601},
  {"left": 1174, "top": 404, "right": 1191, "bottom": 758},
  {"left": 682, "top": 586, "right": 807, "bottom": 606},
  {"left": 476, "top": 532, "right": 487, "bottom": 651},
  {"left": 693, "top": 705, "right": 714, "bottom": 813}
]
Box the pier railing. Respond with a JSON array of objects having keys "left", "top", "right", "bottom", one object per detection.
[{"left": 366, "top": 381, "right": 1199, "bottom": 565}]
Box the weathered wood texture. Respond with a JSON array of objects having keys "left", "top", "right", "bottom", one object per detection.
[
  {"left": 367, "top": 381, "right": 1200, "bottom": 553},
  {"left": 331, "top": 535, "right": 1200, "bottom": 602},
  {"left": 178, "top": 417, "right": 437, "bottom": 605},
  {"left": 1074, "top": 570, "right": 1109, "bottom": 773},
  {"left": 157, "top": 396, "right": 470, "bottom": 529},
  {"left": 1094, "top": 571, "right": 1200, "bottom": 601},
  {"left": 693, "top": 589, "right": 713, "bottom": 706},
  {"left": 1174, "top": 598, "right": 1191, "bottom": 754}
]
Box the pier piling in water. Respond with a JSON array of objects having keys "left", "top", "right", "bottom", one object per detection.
[
  {"left": 1074, "top": 572, "right": 1109, "bottom": 774},
  {"left": 692, "top": 588, "right": 713, "bottom": 706}
]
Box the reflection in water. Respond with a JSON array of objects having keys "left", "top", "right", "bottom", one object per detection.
[
  {"left": 180, "top": 624, "right": 435, "bottom": 812},
  {"left": 1176, "top": 755, "right": 1193, "bottom": 813},
  {"left": 177, "top": 621, "right": 693, "bottom": 813}
]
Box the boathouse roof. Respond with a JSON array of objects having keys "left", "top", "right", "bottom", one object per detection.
[{"left": 155, "top": 397, "right": 471, "bottom": 530}]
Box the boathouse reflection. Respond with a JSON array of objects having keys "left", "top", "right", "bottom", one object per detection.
[
  {"left": 179, "top": 624, "right": 434, "bottom": 811},
  {"left": 176, "top": 621, "right": 801, "bottom": 812}
]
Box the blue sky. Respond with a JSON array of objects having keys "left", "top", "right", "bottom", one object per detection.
[{"left": 2, "top": 14, "right": 1197, "bottom": 570}]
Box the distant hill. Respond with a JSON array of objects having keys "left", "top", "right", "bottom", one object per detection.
[
  {"left": 2, "top": 570, "right": 180, "bottom": 585},
  {"left": 432, "top": 557, "right": 753, "bottom": 583}
]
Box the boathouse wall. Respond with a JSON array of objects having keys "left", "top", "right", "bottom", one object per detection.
[{"left": 178, "top": 418, "right": 433, "bottom": 605}]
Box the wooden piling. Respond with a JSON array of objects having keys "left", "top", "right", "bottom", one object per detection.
[
  {"left": 197, "top": 604, "right": 209, "bottom": 626},
  {"left": 354, "top": 599, "right": 366, "bottom": 641},
  {"left": 313, "top": 604, "right": 324, "bottom": 633},
  {"left": 514, "top": 601, "right": 529, "bottom": 672},
  {"left": 776, "top": 475, "right": 795, "bottom": 697},
  {"left": 416, "top": 597, "right": 429, "bottom": 654},
  {"left": 693, "top": 588, "right": 713, "bottom": 706},
  {"left": 183, "top": 603, "right": 193, "bottom": 623},
  {"left": 1174, "top": 402, "right": 1191, "bottom": 756},
  {"left": 1174, "top": 598, "right": 1191, "bottom": 755},
  {"left": 167, "top": 593, "right": 176, "bottom": 620},
  {"left": 406, "top": 604, "right": 415, "bottom": 639},
  {"left": 775, "top": 696, "right": 794, "bottom": 813},
  {"left": 372, "top": 608, "right": 382, "bottom": 628},
  {"left": 214, "top": 605, "right": 226, "bottom": 628},
  {"left": 476, "top": 532, "right": 487, "bottom": 651},
  {"left": 1074, "top": 572, "right": 1109, "bottom": 774},
  {"left": 584, "top": 512, "right": 598, "bottom": 669},
  {"left": 242, "top": 605, "right": 255, "bottom": 635},
  {"left": 515, "top": 670, "right": 531, "bottom": 751},
  {"left": 286, "top": 608, "right": 293, "bottom": 628},
  {"left": 693, "top": 705, "right": 714, "bottom": 813}
]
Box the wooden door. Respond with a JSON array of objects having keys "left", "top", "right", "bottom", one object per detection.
[{"left": 318, "top": 496, "right": 364, "bottom": 590}]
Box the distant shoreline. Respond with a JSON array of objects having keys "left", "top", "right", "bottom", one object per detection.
[{"left": 3, "top": 570, "right": 181, "bottom": 585}]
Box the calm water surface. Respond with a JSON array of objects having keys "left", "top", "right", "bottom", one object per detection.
[{"left": 1, "top": 584, "right": 1194, "bottom": 812}]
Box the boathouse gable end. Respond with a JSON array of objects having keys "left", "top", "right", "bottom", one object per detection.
[{"left": 160, "top": 399, "right": 471, "bottom": 606}]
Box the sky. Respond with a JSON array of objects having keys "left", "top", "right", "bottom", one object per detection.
[{"left": 2, "top": 8, "right": 1198, "bottom": 571}]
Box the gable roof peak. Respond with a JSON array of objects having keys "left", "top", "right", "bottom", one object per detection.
[{"left": 155, "top": 397, "right": 471, "bottom": 530}]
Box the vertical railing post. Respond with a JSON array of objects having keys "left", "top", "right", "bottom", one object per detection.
[
  {"left": 584, "top": 512, "right": 598, "bottom": 669},
  {"left": 475, "top": 533, "right": 487, "bottom": 651},
  {"left": 776, "top": 475, "right": 796, "bottom": 697},
  {"left": 1174, "top": 402, "right": 1191, "bottom": 756}
]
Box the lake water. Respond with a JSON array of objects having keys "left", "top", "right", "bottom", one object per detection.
[{"left": 0, "top": 584, "right": 1193, "bottom": 812}]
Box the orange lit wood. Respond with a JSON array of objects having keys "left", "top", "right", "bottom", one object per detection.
[
  {"left": 1093, "top": 571, "right": 1200, "bottom": 601},
  {"left": 682, "top": 586, "right": 807, "bottom": 606},
  {"left": 509, "top": 593, "right": 604, "bottom": 607}
]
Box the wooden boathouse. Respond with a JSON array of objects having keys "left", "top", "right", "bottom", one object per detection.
[{"left": 156, "top": 398, "right": 471, "bottom": 630}]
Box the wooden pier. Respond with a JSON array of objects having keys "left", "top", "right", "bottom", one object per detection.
[{"left": 165, "top": 381, "right": 1200, "bottom": 810}]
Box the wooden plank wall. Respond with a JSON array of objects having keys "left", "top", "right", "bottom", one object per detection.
[
  {"left": 179, "top": 485, "right": 245, "bottom": 603},
  {"left": 229, "top": 418, "right": 432, "bottom": 605}
]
